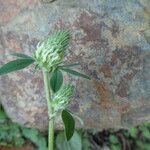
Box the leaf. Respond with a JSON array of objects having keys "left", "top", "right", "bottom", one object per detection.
[
  {"left": 67, "top": 110, "right": 84, "bottom": 126},
  {"left": 60, "top": 68, "right": 91, "bottom": 80},
  {"left": 109, "top": 135, "right": 119, "bottom": 144},
  {"left": 129, "top": 127, "right": 137, "bottom": 138},
  {"left": 61, "top": 109, "right": 75, "bottom": 141},
  {"left": 50, "top": 69, "right": 63, "bottom": 93},
  {"left": 111, "top": 144, "right": 121, "bottom": 150},
  {"left": 81, "top": 132, "right": 91, "bottom": 150},
  {"left": 136, "top": 140, "right": 150, "bottom": 150},
  {"left": 0, "top": 105, "right": 8, "bottom": 123},
  {"left": 14, "top": 138, "right": 24, "bottom": 147},
  {"left": 56, "top": 131, "right": 82, "bottom": 150},
  {"left": 22, "top": 127, "right": 47, "bottom": 150},
  {"left": 11, "top": 53, "right": 35, "bottom": 60},
  {"left": 0, "top": 59, "right": 34, "bottom": 75},
  {"left": 0, "top": 123, "right": 24, "bottom": 147}
]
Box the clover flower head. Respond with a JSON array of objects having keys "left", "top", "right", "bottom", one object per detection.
[
  {"left": 35, "top": 30, "right": 71, "bottom": 71},
  {"left": 52, "top": 85, "right": 74, "bottom": 113}
]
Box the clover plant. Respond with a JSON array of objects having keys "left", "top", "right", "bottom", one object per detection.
[{"left": 0, "top": 30, "right": 90, "bottom": 150}]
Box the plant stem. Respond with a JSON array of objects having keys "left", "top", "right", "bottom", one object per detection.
[{"left": 43, "top": 69, "right": 54, "bottom": 150}]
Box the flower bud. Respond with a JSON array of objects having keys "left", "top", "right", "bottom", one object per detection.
[
  {"left": 52, "top": 85, "right": 74, "bottom": 112},
  {"left": 35, "top": 30, "right": 71, "bottom": 71}
]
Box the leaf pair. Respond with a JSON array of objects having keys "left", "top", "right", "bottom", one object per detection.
[{"left": 0, "top": 53, "right": 35, "bottom": 76}]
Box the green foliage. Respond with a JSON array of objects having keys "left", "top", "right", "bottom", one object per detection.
[
  {"left": 0, "top": 105, "right": 8, "bottom": 123},
  {"left": 22, "top": 128, "right": 47, "bottom": 150},
  {"left": 61, "top": 110, "right": 75, "bottom": 141},
  {"left": 69, "top": 112, "right": 84, "bottom": 126},
  {"left": 110, "top": 144, "right": 121, "bottom": 150},
  {"left": 129, "top": 127, "right": 137, "bottom": 138},
  {"left": 0, "top": 58, "right": 34, "bottom": 75},
  {"left": 0, "top": 104, "right": 47, "bottom": 149},
  {"left": 56, "top": 131, "right": 82, "bottom": 150},
  {"left": 0, "top": 104, "right": 24, "bottom": 147},
  {"left": 95, "top": 123, "right": 150, "bottom": 150},
  {"left": 0, "top": 123, "right": 24, "bottom": 147},
  {"left": 82, "top": 136, "right": 91, "bottom": 150},
  {"left": 50, "top": 69, "right": 63, "bottom": 93},
  {"left": 78, "top": 130, "right": 91, "bottom": 150},
  {"left": 109, "top": 135, "right": 119, "bottom": 144},
  {"left": 109, "top": 135, "right": 121, "bottom": 150},
  {"left": 55, "top": 130, "right": 91, "bottom": 150},
  {"left": 136, "top": 140, "right": 150, "bottom": 150},
  {"left": 139, "top": 124, "right": 150, "bottom": 139},
  {"left": 11, "top": 53, "right": 35, "bottom": 60},
  {"left": 60, "top": 67, "right": 91, "bottom": 80}
]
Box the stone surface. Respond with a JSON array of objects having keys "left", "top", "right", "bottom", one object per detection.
[{"left": 0, "top": 0, "right": 150, "bottom": 131}]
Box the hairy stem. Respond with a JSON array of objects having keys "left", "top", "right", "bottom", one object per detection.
[{"left": 43, "top": 69, "right": 54, "bottom": 150}]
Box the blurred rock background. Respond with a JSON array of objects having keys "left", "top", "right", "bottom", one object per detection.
[{"left": 0, "top": 0, "right": 150, "bottom": 131}]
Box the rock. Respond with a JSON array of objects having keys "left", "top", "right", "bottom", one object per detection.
[{"left": 0, "top": 0, "right": 150, "bottom": 131}]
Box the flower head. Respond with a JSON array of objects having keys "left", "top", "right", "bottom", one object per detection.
[
  {"left": 52, "top": 85, "right": 74, "bottom": 113},
  {"left": 35, "top": 30, "right": 71, "bottom": 71}
]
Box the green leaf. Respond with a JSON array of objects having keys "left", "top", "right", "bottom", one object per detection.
[
  {"left": 67, "top": 110, "right": 84, "bottom": 126},
  {"left": 0, "top": 59, "right": 34, "bottom": 75},
  {"left": 0, "top": 123, "right": 24, "bottom": 147},
  {"left": 109, "top": 135, "right": 119, "bottom": 144},
  {"left": 22, "top": 127, "right": 47, "bottom": 150},
  {"left": 79, "top": 131, "right": 91, "bottom": 150},
  {"left": 60, "top": 68, "right": 91, "bottom": 80},
  {"left": 110, "top": 144, "right": 121, "bottom": 150},
  {"left": 14, "top": 138, "right": 24, "bottom": 147},
  {"left": 11, "top": 53, "right": 35, "bottom": 60},
  {"left": 0, "top": 105, "right": 8, "bottom": 123},
  {"left": 56, "top": 131, "right": 82, "bottom": 150},
  {"left": 50, "top": 69, "right": 63, "bottom": 93},
  {"left": 129, "top": 127, "right": 137, "bottom": 138},
  {"left": 61, "top": 109, "right": 75, "bottom": 141},
  {"left": 136, "top": 140, "right": 150, "bottom": 150}
]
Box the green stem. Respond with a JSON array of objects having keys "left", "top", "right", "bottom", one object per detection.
[{"left": 43, "top": 69, "right": 54, "bottom": 150}]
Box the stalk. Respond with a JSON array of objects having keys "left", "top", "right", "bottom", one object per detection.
[{"left": 43, "top": 69, "right": 54, "bottom": 150}]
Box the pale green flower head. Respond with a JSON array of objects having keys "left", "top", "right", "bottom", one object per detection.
[
  {"left": 35, "top": 30, "right": 71, "bottom": 71},
  {"left": 52, "top": 85, "right": 74, "bottom": 113}
]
